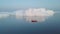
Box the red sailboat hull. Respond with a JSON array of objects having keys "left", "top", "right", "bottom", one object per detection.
[{"left": 31, "top": 20, "right": 37, "bottom": 22}]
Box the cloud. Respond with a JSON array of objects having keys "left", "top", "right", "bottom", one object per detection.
[{"left": 0, "top": 8, "right": 55, "bottom": 22}]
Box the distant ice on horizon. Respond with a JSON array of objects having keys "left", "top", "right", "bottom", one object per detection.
[{"left": 0, "top": 8, "right": 55, "bottom": 22}]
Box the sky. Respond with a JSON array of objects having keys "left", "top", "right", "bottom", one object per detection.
[{"left": 0, "top": 0, "right": 60, "bottom": 11}]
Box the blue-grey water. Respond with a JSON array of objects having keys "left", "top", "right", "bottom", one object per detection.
[{"left": 0, "top": 12, "right": 60, "bottom": 34}]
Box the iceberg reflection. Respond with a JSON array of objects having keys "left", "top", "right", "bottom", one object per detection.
[{"left": 16, "top": 16, "right": 48, "bottom": 22}]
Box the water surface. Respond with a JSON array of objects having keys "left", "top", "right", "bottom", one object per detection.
[{"left": 0, "top": 13, "right": 60, "bottom": 34}]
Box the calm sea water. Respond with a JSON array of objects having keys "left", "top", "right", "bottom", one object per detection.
[{"left": 0, "top": 12, "right": 60, "bottom": 34}]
